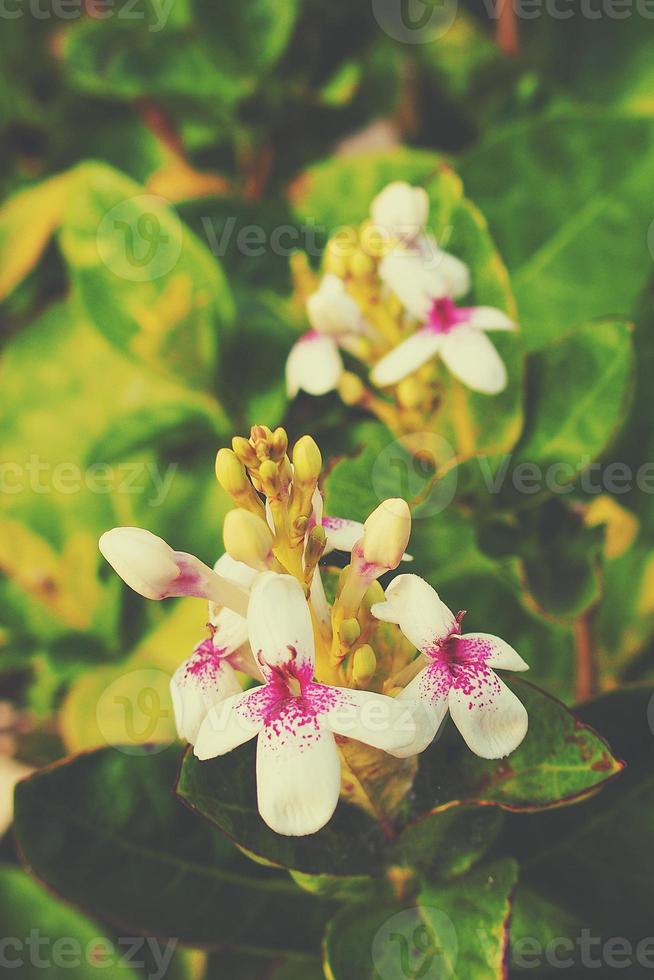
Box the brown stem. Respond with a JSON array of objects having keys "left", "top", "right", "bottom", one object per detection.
[
  {"left": 495, "top": 0, "right": 520, "bottom": 57},
  {"left": 574, "top": 612, "right": 596, "bottom": 702}
]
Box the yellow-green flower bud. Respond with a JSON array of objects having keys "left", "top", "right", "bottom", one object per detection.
[
  {"left": 352, "top": 644, "right": 377, "bottom": 687},
  {"left": 292, "top": 435, "right": 322, "bottom": 485},
  {"left": 338, "top": 371, "right": 366, "bottom": 406},
  {"left": 223, "top": 509, "right": 273, "bottom": 570},
  {"left": 363, "top": 499, "right": 411, "bottom": 571},
  {"left": 339, "top": 618, "right": 361, "bottom": 648},
  {"left": 231, "top": 436, "right": 258, "bottom": 468}
]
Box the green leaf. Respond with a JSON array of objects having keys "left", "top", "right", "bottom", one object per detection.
[
  {"left": 461, "top": 114, "right": 654, "bottom": 349},
  {"left": 505, "top": 686, "right": 654, "bottom": 945},
  {"left": 406, "top": 679, "right": 622, "bottom": 814},
  {"left": 14, "top": 746, "right": 333, "bottom": 953},
  {"left": 59, "top": 162, "right": 234, "bottom": 388},
  {"left": 323, "top": 858, "right": 518, "bottom": 980},
  {"left": 0, "top": 866, "right": 141, "bottom": 980},
  {"left": 506, "top": 320, "right": 634, "bottom": 487},
  {"left": 176, "top": 741, "right": 387, "bottom": 877},
  {"left": 0, "top": 171, "right": 72, "bottom": 302}
]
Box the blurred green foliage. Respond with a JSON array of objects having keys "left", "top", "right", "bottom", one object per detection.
[{"left": 2, "top": 0, "right": 654, "bottom": 976}]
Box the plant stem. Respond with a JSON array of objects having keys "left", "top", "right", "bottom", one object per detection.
[
  {"left": 574, "top": 612, "right": 596, "bottom": 702},
  {"left": 496, "top": 0, "right": 520, "bottom": 56}
]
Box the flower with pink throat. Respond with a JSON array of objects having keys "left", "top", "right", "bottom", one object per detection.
[
  {"left": 194, "top": 572, "right": 417, "bottom": 836},
  {"left": 372, "top": 574, "right": 529, "bottom": 759}
]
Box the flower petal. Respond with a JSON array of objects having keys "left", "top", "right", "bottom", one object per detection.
[
  {"left": 321, "top": 687, "right": 418, "bottom": 757},
  {"left": 371, "top": 574, "right": 456, "bottom": 653},
  {"left": 395, "top": 663, "right": 452, "bottom": 756},
  {"left": 379, "top": 250, "right": 448, "bottom": 319},
  {"left": 322, "top": 516, "right": 365, "bottom": 554},
  {"left": 307, "top": 274, "right": 363, "bottom": 336},
  {"left": 256, "top": 722, "right": 341, "bottom": 836},
  {"left": 448, "top": 670, "right": 528, "bottom": 759},
  {"left": 466, "top": 306, "right": 516, "bottom": 332},
  {"left": 440, "top": 324, "right": 508, "bottom": 395},
  {"left": 420, "top": 236, "right": 471, "bottom": 299},
  {"left": 453, "top": 633, "right": 529, "bottom": 673},
  {"left": 371, "top": 328, "right": 442, "bottom": 387},
  {"left": 171, "top": 647, "right": 242, "bottom": 745},
  {"left": 247, "top": 572, "right": 315, "bottom": 673},
  {"left": 309, "top": 567, "right": 331, "bottom": 630},
  {"left": 286, "top": 332, "right": 343, "bottom": 397},
  {"left": 194, "top": 686, "right": 266, "bottom": 760},
  {"left": 370, "top": 181, "right": 429, "bottom": 241}
]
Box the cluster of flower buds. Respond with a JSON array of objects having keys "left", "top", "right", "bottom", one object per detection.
[
  {"left": 286, "top": 181, "right": 517, "bottom": 433},
  {"left": 99, "top": 427, "right": 529, "bottom": 837}
]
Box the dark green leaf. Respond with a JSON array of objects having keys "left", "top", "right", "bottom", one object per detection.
[
  {"left": 323, "top": 858, "right": 518, "bottom": 980},
  {"left": 176, "top": 741, "right": 387, "bottom": 877},
  {"left": 14, "top": 746, "right": 333, "bottom": 953}
]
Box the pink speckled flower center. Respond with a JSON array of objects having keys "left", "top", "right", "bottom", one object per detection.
[
  {"left": 184, "top": 638, "right": 226, "bottom": 680},
  {"left": 240, "top": 662, "right": 343, "bottom": 746},
  {"left": 426, "top": 297, "right": 471, "bottom": 335},
  {"left": 419, "top": 630, "right": 499, "bottom": 708}
]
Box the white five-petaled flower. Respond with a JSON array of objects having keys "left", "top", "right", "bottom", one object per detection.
[
  {"left": 372, "top": 574, "right": 529, "bottom": 760},
  {"left": 170, "top": 555, "right": 262, "bottom": 745},
  {"left": 369, "top": 181, "right": 516, "bottom": 395},
  {"left": 286, "top": 274, "right": 365, "bottom": 398},
  {"left": 99, "top": 529, "right": 261, "bottom": 744},
  {"left": 194, "top": 573, "right": 417, "bottom": 836}
]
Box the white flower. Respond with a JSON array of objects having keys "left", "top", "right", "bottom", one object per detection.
[
  {"left": 370, "top": 181, "right": 429, "bottom": 243},
  {"left": 194, "top": 573, "right": 417, "bottom": 836},
  {"left": 171, "top": 555, "right": 261, "bottom": 745},
  {"left": 286, "top": 275, "right": 364, "bottom": 398},
  {"left": 99, "top": 527, "right": 248, "bottom": 616},
  {"left": 379, "top": 235, "right": 471, "bottom": 317},
  {"left": 372, "top": 285, "right": 515, "bottom": 395},
  {"left": 372, "top": 574, "right": 529, "bottom": 760}
]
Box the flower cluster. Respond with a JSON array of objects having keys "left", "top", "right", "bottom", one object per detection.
[
  {"left": 286, "top": 181, "right": 516, "bottom": 426},
  {"left": 99, "top": 426, "right": 528, "bottom": 837}
]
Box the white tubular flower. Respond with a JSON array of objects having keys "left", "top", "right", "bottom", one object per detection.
[
  {"left": 286, "top": 275, "right": 364, "bottom": 398},
  {"left": 99, "top": 527, "right": 249, "bottom": 616},
  {"left": 194, "top": 573, "right": 417, "bottom": 837},
  {"left": 357, "top": 498, "right": 411, "bottom": 577},
  {"left": 172, "top": 554, "right": 261, "bottom": 746},
  {"left": 370, "top": 181, "right": 429, "bottom": 243},
  {"left": 372, "top": 574, "right": 529, "bottom": 760},
  {"left": 372, "top": 285, "right": 515, "bottom": 395},
  {"left": 308, "top": 488, "right": 413, "bottom": 563}
]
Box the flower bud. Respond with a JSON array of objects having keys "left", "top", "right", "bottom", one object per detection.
[
  {"left": 349, "top": 248, "right": 375, "bottom": 278},
  {"left": 352, "top": 644, "right": 377, "bottom": 687},
  {"left": 216, "top": 449, "right": 247, "bottom": 495},
  {"left": 216, "top": 448, "right": 262, "bottom": 513},
  {"left": 293, "top": 435, "right": 322, "bottom": 485},
  {"left": 304, "top": 524, "right": 327, "bottom": 569},
  {"left": 362, "top": 498, "right": 411, "bottom": 571},
  {"left": 339, "top": 618, "right": 361, "bottom": 648},
  {"left": 231, "top": 436, "right": 258, "bottom": 468},
  {"left": 98, "top": 527, "right": 248, "bottom": 615},
  {"left": 270, "top": 427, "right": 289, "bottom": 460},
  {"left": 258, "top": 459, "right": 279, "bottom": 496},
  {"left": 370, "top": 181, "right": 429, "bottom": 242},
  {"left": 223, "top": 509, "right": 274, "bottom": 571},
  {"left": 361, "top": 580, "right": 385, "bottom": 613},
  {"left": 338, "top": 371, "right": 366, "bottom": 406}
]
